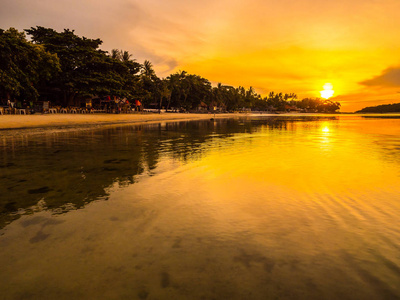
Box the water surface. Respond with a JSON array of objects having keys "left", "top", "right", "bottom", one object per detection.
[{"left": 1, "top": 115, "right": 400, "bottom": 299}]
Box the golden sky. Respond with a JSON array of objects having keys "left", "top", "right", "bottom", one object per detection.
[{"left": 2, "top": 0, "right": 400, "bottom": 111}]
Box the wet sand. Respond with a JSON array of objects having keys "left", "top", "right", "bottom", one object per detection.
[{"left": 0, "top": 112, "right": 242, "bottom": 132}]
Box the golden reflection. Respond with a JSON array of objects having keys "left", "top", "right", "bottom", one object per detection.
[
  {"left": 319, "top": 124, "right": 332, "bottom": 151},
  {"left": 199, "top": 119, "right": 399, "bottom": 195},
  {"left": 1, "top": 117, "right": 400, "bottom": 299},
  {"left": 322, "top": 126, "right": 330, "bottom": 133}
]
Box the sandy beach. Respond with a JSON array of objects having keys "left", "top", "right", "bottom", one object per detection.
[{"left": 0, "top": 112, "right": 243, "bottom": 132}]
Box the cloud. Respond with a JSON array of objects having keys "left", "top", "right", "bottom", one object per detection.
[
  {"left": 3, "top": 0, "right": 400, "bottom": 110},
  {"left": 333, "top": 89, "right": 400, "bottom": 112},
  {"left": 360, "top": 67, "right": 400, "bottom": 88},
  {"left": 0, "top": 0, "right": 182, "bottom": 76}
]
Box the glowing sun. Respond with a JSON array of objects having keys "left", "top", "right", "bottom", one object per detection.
[{"left": 320, "top": 83, "right": 334, "bottom": 99}]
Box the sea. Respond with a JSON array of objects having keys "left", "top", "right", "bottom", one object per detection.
[{"left": 1, "top": 114, "right": 400, "bottom": 299}]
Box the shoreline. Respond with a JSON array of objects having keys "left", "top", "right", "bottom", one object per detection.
[
  {"left": 0, "top": 113, "right": 235, "bottom": 129},
  {"left": 0, "top": 113, "right": 251, "bottom": 136},
  {"left": 2, "top": 112, "right": 387, "bottom": 136}
]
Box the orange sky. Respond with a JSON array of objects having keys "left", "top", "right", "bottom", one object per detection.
[{"left": 2, "top": 0, "right": 400, "bottom": 111}]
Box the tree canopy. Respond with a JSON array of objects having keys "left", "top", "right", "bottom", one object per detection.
[
  {"left": 0, "top": 26, "right": 341, "bottom": 113},
  {"left": 0, "top": 28, "right": 59, "bottom": 101},
  {"left": 25, "top": 26, "right": 141, "bottom": 105},
  {"left": 356, "top": 103, "right": 400, "bottom": 113}
]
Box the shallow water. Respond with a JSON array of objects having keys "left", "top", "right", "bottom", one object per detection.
[{"left": 1, "top": 115, "right": 400, "bottom": 299}]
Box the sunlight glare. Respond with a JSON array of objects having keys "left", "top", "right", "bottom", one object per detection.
[
  {"left": 322, "top": 126, "right": 330, "bottom": 133},
  {"left": 320, "top": 83, "right": 334, "bottom": 99}
]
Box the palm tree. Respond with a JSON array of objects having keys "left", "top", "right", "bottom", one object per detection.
[
  {"left": 158, "top": 80, "right": 171, "bottom": 113},
  {"left": 121, "top": 51, "right": 132, "bottom": 62},
  {"left": 111, "top": 49, "right": 121, "bottom": 60},
  {"left": 166, "top": 70, "right": 187, "bottom": 110},
  {"left": 141, "top": 60, "right": 156, "bottom": 78}
]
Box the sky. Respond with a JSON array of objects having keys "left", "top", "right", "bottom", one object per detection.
[{"left": 2, "top": 0, "right": 400, "bottom": 111}]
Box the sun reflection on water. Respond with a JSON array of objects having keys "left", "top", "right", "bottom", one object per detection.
[
  {"left": 1, "top": 116, "right": 400, "bottom": 299},
  {"left": 322, "top": 126, "right": 330, "bottom": 133}
]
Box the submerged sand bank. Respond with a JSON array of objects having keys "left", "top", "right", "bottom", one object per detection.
[{"left": 0, "top": 113, "right": 243, "bottom": 131}]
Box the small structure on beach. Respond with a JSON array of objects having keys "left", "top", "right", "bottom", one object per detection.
[{"left": 197, "top": 101, "right": 208, "bottom": 112}]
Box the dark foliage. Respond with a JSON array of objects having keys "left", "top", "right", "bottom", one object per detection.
[
  {"left": 1, "top": 26, "right": 341, "bottom": 112},
  {"left": 357, "top": 103, "right": 400, "bottom": 113}
]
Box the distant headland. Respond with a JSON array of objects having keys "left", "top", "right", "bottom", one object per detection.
[{"left": 356, "top": 103, "right": 400, "bottom": 113}]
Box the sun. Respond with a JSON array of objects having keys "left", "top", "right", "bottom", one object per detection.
[{"left": 320, "top": 83, "right": 334, "bottom": 99}]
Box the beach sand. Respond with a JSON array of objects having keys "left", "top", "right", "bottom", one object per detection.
[
  {"left": 0, "top": 113, "right": 243, "bottom": 131},
  {"left": 0, "top": 113, "right": 255, "bottom": 138}
]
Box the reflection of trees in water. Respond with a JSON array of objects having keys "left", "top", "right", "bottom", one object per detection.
[{"left": 0, "top": 116, "right": 336, "bottom": 228}]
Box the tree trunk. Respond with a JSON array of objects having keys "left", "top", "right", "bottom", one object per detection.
[
  {"left": 166, "top": 95, "right": 171, "bottom": 112},
  {"left": 67, "top": 92, "right": 76, "bottom": 107}
]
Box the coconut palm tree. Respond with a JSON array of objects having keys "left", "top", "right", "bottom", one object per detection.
[
  {"left": 121, "top": 51, "right": 132, "bottom": 62},
  {"left": 111, "top": 49, "right": 121, "bottom": 60},
  {"left": 141, "top": 60, "right": 156, "bottom": 79}
]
